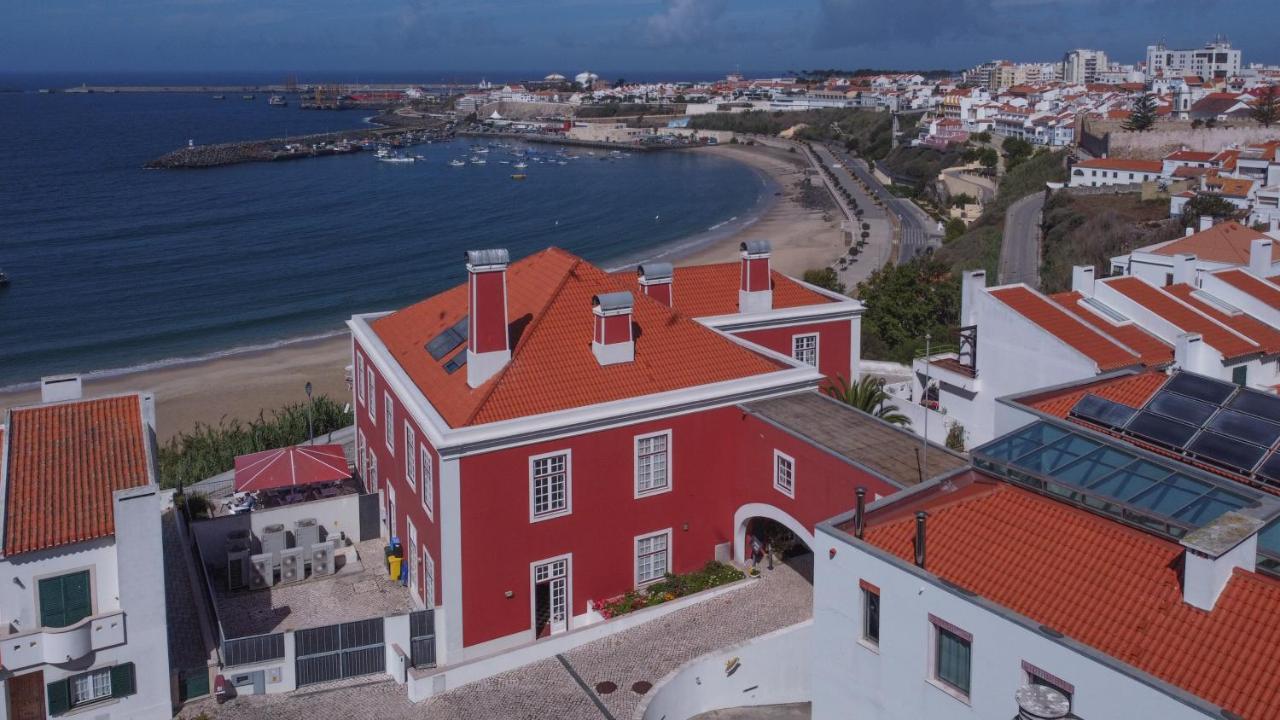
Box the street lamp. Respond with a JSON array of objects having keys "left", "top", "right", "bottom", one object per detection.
[
  {"left": 305, "top": 381, "right": 314, "bottom": 445},
  {"left": 922, "top": 333, "right": 931, "bottom": 482}
]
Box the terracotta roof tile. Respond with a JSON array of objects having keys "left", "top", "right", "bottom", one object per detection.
[
  {"left": 988, "top": 286, "right": 1141, "bottom": 371},
  {"left": 1147, "top": 222, "right": 1276, "bottom": 264},
  {"left": 857, "top": 476, "right": 1280, "bottom": 720},
  {"left": 1048, "top": 292, "right": 1173, "bottom": 366},
  {"left": 1215, "top": 269, "right": 1280, "bottom": 310},
  {"left": 371, "top": 249, "right": 787, "bottom": 428},
  {"left": 1019, "top": 371, "right": 1167, "bottom": 419},
  {"left": 613, "top": 263, "right": 835, "bottom": 318},
  {"left": 1103, "top": 276, "right": 1261, "bottom": 360},
  {"left": 3, "top": 395, "right": 151, "bottom": 557},
  {"left": 1164, "top": 283, "right": 1280, "bottom": 354}
]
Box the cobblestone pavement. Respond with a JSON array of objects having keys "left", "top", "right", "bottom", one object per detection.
[
  {"left": 691, "top": 703, "right": 811, "bottom": 720},
  {"left": 183, "top": 555, "right": 813, "bottom": 720}
]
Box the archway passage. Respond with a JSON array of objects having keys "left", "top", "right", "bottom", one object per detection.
[{"left": 733, "top": 503, "right": 815, "bottom": 583}]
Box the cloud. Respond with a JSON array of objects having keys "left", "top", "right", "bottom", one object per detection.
[
  {"left": 642, "top": 0, "right": 729, "bottom": 47},
  {"left": 813, "top": 0, "right": 997, "bottom": 50}
]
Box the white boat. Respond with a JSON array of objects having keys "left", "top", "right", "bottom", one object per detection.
[
  {"left": 376, "top": 150, "right": 416, "bottom": 163},
  {"left": 513, "top": 161, "right": 528, "bottom": 169},
  {"left": 449, "top": 159, "right": 466, "bottom": 167},
  {"left": 470, "top": 156, "right": 486, "bottom": 165}
]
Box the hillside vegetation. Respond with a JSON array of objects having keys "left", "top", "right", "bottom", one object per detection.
[
  {"left": 1039, "top": 194, "right": 1182, "bottom": 293},
  {"left": 691, "top": 109, "right": 896, "bottom": 160},
  {"left": 878, "top": 145, "right": 964, "bottom": 191}
]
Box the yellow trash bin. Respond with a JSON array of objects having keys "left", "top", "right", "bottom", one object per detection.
[{"left": 388, "top": 555, "right": 402, "bottom": 581}]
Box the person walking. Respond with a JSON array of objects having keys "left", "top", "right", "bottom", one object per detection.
[{"left": 750, "top": 534, "right": 764, "bottom": 569}]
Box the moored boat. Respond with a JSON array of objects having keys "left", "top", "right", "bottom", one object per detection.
[{"left": 268, "top": 95, "right": 287, "bottom": 106}]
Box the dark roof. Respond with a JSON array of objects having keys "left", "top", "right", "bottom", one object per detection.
[{"left": 739, "top": 391, "right": 967, "bottom": 487}]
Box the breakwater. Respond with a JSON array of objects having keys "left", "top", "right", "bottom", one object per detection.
[{"left": 457, "top": 130, "right": 667, "bottom": 152}]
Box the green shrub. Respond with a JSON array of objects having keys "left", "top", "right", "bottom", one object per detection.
[{"left": 595, "top": 561, "right": 745, "bottom": 619}]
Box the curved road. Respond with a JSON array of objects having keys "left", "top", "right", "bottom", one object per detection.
[
  {"left": 822, "top": 143, "right": 939, "bottom": 263},
  {"left": 999, "top": 192, "right": 1046, "bottom": 287}
]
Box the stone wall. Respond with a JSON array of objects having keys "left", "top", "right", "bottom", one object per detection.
[{"left": 1083, "top": 118, "right": 1280, "bottom": 159}]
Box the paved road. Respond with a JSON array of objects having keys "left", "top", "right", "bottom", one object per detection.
[
  {"left": 825, "top": 144, "right": 939, "bottom": 263},
  {"left": 804, "top": 142, "right": 892, "bottom": 286},
  {"left": 940, "top": 166, "right": 996, "bottom": 204},
  {"left": 999, "top": 192, "right": 1046, "bottom": 287}
]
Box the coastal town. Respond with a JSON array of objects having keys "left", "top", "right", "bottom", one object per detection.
[{"left": 7, "top": 21, "right": 1280, "bottom": 720}]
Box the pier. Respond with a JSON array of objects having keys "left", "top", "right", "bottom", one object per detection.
[{"left": 457, "top": 130, "right": 671, "bottom": 152}]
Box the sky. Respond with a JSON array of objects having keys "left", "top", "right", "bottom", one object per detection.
[{"left": 2, "top": 0, "right": 1278, "bottom": 77}]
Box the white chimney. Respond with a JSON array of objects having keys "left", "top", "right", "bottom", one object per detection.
[
  {"left": 591, "top": 292, "right": 635, "bottom": 366},
  {"left": 1249, "top": 237, "right": 1273, "bottom": 277},
  {"left": 1181, "top": 511, "right": 1262, "bottom": 611},
  {"left": 40, "top": 374, "right": 83, "bottom": 403},
  {"left": 1174, "top": 333, "right": 1215, "bottom": 375},
  {"left": 738, "top": 240, "right": 773, "bottom": 314},
  {"left": 960, "top": 269, "right": 987, "bottom": 327},
  {"left": 1070, "top": 265, "right": 1095, "bottom": 297},
  {"left": 1184, "top": 227, "right": 1195, "bottom": 237},
  {"left": 1199, "top": 214, "right": 1214, "bottom": 232},
  {"left": 1269, "top": 217, "right": 1280, "bottom": 236},
  {"left": 1172, "top": 253, "right": 1198, "bottom": 286}
]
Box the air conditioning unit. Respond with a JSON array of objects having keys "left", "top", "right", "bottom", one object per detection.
[
  {"left": 294, "top": 518, "right": 320, "bottom": 551},
  {"left": 249, "top": 553, "right": 275, "bottom": 590},
  {"left": 261, "top": 524, "right": 287, "bottom": 562},
  {"left": 227, "top": 548, "right": 250, "bottom": 590},
  {"left": 225, "top": 529, "right": 252, "bottom": 553},
  {"left": 311, "top": 541, "right": 336, "bottom": 576},
  {"left": 279, "top": 548, "right": 306, "bottom": 583}
]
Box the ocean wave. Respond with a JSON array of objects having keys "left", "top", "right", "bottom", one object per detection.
[{"left": 0, "top": 329, "right": 348, "bottom": 394}]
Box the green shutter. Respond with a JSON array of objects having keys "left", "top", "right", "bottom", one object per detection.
[
  {"left": 46, "top": 678, "right": 70, "bottom": 716},
  {"left": 62, "top": 571, "right": 92, "bottom": 626},
  {"left": 38, "top": 576, "right": 67, "bottom": 628},
  {"left": 110, "top": 663, "right": 136, "bottom": 699}
]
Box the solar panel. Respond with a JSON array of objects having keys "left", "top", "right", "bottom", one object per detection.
[
  {"left": 1207, "top": 409, "right": 1280, "bottom": 448},
  {"left": 442, "top": 351, "right": 467, "bottom": 375},
  {"left": 1227, "top": 388, "right": 1280, "bottom": 423},
  {"left": 1126, "top": 411, "right": 1198, "bottom": 449},
  {"left": 1186, "top": 431, "right": 1268, "bottom": 474},
  {"left": 1254, "top": 453, "right": 1280, "bottom": 486},
  {"left": 1146, "top": 391, "right": 1217, "bottom": 426},
  {"left": 425, "top": 317, "right": 470, "bottom": 361},
  {"left": 1165, "top": 372, "right": 1236, "bottom": 404},
  {"left": 1070, "top": 394, "right": 1137, "bottom": 429}
]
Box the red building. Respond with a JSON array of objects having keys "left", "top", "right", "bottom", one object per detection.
[{"left": 347, "top": 242, "right": 943, "bottom": 670}]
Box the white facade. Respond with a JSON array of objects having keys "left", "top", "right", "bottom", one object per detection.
[
  {"left": 1146, "top": 41, "right": 1242, "bottom": 80},
  {"left": 812, "top": 517, "right": 1228, "bottom": 720},
  {"left": 1063, "top": 49, "right": 1109, "bottom": 84},
  {"left": 1068, "top": 161, "right": 1163, "bottom": 188}
]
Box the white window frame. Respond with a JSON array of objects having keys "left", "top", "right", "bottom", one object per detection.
[
  {"left": 928, "top": 616, "right": 973, "bottom": 704},
  {"left": 71, "top": 667, "right": 112, "bottom": 707},
  {"left": 773, "top": 450, "right": 795, "bottom": 499},
  {"left": 529, "top": 449, "right": 572, "bottom": 522},
  {"left": 634, "top": 430, "right": 673, "bottom": 498},
  {"left": 423, "top": 545, "right": 435, "bottom": 608},
  {"left": 529, "top": 553, "right": 572, "bottom": 637},
  {"left": 791, "top": 332, "right": 819, "bottom": 368},
  {"left": 384, "top": 391, "right": 395, "bottom": 454},
  {"left": 404, "top": 422, "right": 416, "bottom": 489},
  {"left": 356, "top": 354, "right": 366, "bottom": 403},
  {"left": 366, "top": 366, "right": 377, "bottom": 421},
  {"left": 635, "top": 528, "right": 672, "bottom": 586},
  {"left": 406, "top": 522, "right": 419, "bottom": 604},
  {"left": 420, "top": 443, "right": 435, "bottom": 520}
]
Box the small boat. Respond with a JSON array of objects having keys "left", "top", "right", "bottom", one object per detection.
[
  {"left": 268, "top": 95, "right": 287, "bottom": 106},
  {"left": 212, "top": 94, "right": 225, "bottom": 100},
  {"left": 375, "top": 148, "right": 415, "bottom": 163},
  {"left": 513, "top": 161, "right": 528, "bottom": 169},
  {"left": 470, "top": 156, "right": 486, "bottom": 165},
  {"left": 449, "top": 159, "right": 466, "bottom": 167},
  {"left": 511, "top": 173, "right": 527, "bottom": 180}
]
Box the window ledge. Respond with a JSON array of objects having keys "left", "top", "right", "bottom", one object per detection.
[
  {"left": 857, "top": 638, "right": 880, "bottom": 655},
  {"left": 66, "top": 698, "right": 121, "bottom": 717},
  {"left": 530, "top": 509, "right": 572, "bottom": 524},
  {"left": 634, "top": 485, "right": 673, "bottom": 500},
  {"left": 926, "top": 677, "right": 972, "bottom": 706}
]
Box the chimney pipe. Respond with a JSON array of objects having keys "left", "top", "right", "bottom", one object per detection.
[
  {"left": 1070, "top": 265, "right": 1095, "bottom": 296},
  {"left": 914, "top": 511, "right": 928, "bottom": 569},
  {"left": 1172, "top": 253, "right": 1198, "bottom": 286},
  {"left": 738, "top": 240, "right": 773, "bottom": 313},
  {"left": 1199, "top": 214, "right": 1214, "bottom": 232},
  {"left": 1249, "top": 237, "right": 1273, "bottom": 278},
  {"left": 854, "top": 488, "right": 866, "bottom": 539},
  {"left": 637, "top": 262, "right": 674, "bottom": 307},
  {"left": 465, "top": 249, "right": 512, "bottom": 388},
  {"left": 40, "top": 374, "right": 83, "bottom": 403}
]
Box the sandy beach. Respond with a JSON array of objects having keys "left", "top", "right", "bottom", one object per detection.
[{"left": 0, "top": 142, "right": 849, "bottom": 441}]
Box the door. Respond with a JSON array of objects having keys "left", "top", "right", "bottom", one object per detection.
[
  {"left": 406, "top": 524, "right": 419, "bottom": 599},
  {"left": 533, "top": 558, "right": 569, "bottom": 638},
  {"left": 7, "top": 670, "right": 45, "bottom": 720}
]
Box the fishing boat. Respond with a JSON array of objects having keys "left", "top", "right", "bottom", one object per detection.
[
  {"left": 268, "top": 95, "right": 287, "bottom": 106},
  {"left": 375, "top": 148, "right": 415, "bottom": 163},
  {"left": 449, "top": 159, "right": 466, "bottom": 167},
  {"left": 511, "top": 173, "right": 527, "bottom": 181}
]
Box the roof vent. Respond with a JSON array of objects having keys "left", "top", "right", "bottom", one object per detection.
[
  {"left": 40, "top": 374, "right": 82, "bottom": 403},
  {"left": 739, "top": 240, "right": 773, "bottom": 314},
  {"left": 592, "top": 292, "right": 635, "bottom": 366},
  {"left": 637, "top": 262, "right": 674, "bottom": 307},
  {"left": 1015, "top": 684, "right": 1070, "bottom": 720}
]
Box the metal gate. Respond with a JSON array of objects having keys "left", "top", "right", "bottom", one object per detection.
[
  {"left": 295, "top": 618, "right": 385, "bottom": 686},
  {"left": 409, "top": 609, "right": 436, "bottom": 669},
  {"left": 358, "top": 493, "right": 381, "bottom": 542}
]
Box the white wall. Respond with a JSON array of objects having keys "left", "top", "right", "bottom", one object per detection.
[
  {"left": 190, "top": 493, "right": 362, "bottom": 568},
  {"left": 0, "top": 539, "right": 119, "bottom": 636},
  {"left": 811, "top": 524, "right": 1218, "bottom": 720},
  {"left": 638, "top": 621, "right": 811, "bottom": 720}
]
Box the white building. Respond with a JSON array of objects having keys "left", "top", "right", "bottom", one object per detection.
[
  {"left": 812, "top": 419, "right": 1280, "bottom": 720},
  {"left": 1146, "top": 39, "right": 1242, "bottom": 81},
  {"left": 1063, "top": 49, "right": 1109, "bottom": 84},
  {"left": 1109, "top": 220, "right": 1280, "bottom": 283},
  {"left": 1068, "top": 157, "right": 1164, "bottom": 188},
  {"left": 0, "top": 382, "right": 171, "bottom": 720}
]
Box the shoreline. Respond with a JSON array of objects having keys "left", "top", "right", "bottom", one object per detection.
[{"left": 0, "top": 142, "right": 849, "bottom": 442}]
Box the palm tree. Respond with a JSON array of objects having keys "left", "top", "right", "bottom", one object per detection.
[{"left": 824, "top": 375, "right": 911, "bottom": 428}]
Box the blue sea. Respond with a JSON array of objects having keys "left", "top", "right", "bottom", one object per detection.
[{"left": 0, "top": 83, "right": 771, "bottom": 387}]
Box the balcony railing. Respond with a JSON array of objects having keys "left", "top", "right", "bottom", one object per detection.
[{"left": 0, "top": 610, "right": 127, "bottom": 671}]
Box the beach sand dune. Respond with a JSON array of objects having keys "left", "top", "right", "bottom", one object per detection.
[{"left": 0, "top": 143, "right": 850, "bottom": 442}]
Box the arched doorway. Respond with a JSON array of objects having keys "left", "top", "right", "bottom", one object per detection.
[{"left": 732, "top": 503, "right": 814, "bottom": 566}]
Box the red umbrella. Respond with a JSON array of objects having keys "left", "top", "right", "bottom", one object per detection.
[{"left": 233, "top": 444, "right": 351, "bottom": 493}]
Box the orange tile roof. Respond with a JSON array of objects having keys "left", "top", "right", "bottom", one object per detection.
[
  {"left": 1205, "top": 176, "right": 1255, "bottom": 198},
  {"left": 988, "top": 286, "right": 1141, "bottom": 371},
  {"left": 1215, "top": 268, "right": 1280, "bottom": 309},
  {"left": 371, "top": 249, "right": 787, "bottom": 428},
  {"left": 1148, "top": 222, "right": 1277, "bottom": 264},
  {"left": 3, "top": 395, "right": 151, "bottom": 557},
  {"left": 1019, "top": 371, "right": 1167, "bottom": 419},
  {"left": 613, "top": 263, "right": 835, "bottom": 318},
  {"left": 1104, "top": 276, "right": 1260, "bottom": 360},
  {"left": 1074, "top": 157, "right": 1163, "bottom": 173},
  {"left": 1164, "top": 283, "right": 1280, "bottom": 354},
  {"left": 1048, "top": 292, "right": 1173, "bottom": 366},
  {"left": 856, "top": 474, "right": 1280, "bottom": 720}
]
